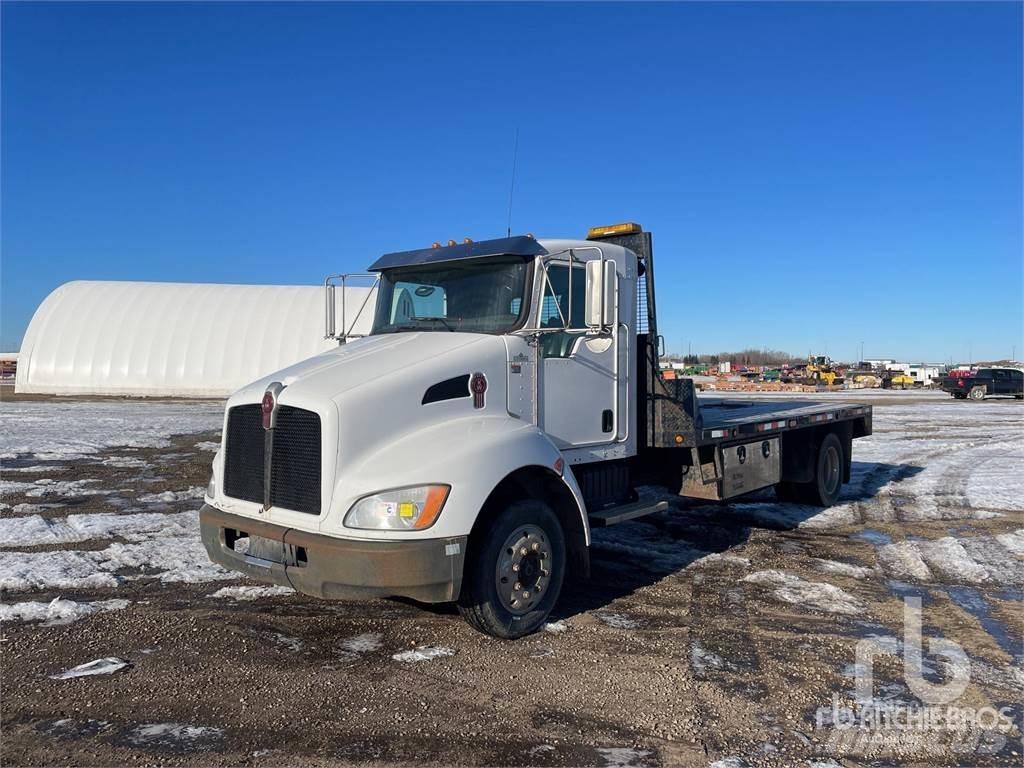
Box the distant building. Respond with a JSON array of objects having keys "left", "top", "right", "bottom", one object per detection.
[
  {"left": 16, "top": 281, "right": 374, "bottom": 397},
  {"left": 0, "top": 352, "right": 17, "bottom": 381}
]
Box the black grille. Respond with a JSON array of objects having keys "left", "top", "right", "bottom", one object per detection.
[
  {"left": 222, "top": 404, "right": 322, "bottom": 515},
  {"left": 224, "top": 405, "right": 264, "bottom": 504},
  {"left": 269, "top": 407, "right": 321, "bottom": 514}
]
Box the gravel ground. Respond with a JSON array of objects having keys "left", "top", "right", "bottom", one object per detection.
[{"left": 1, "top": 393, "right": 1022, "bottom": 767}]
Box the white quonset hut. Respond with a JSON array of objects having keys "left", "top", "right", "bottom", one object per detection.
[{"left": 16, "top": 281, "right": 375, "bottom": 397}]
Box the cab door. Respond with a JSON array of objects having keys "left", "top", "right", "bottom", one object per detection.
[{"left": 537, "top": 261, "right": 618, "bottom": 448}]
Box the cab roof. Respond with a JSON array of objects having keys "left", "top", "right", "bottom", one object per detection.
[{"left": 368, "top": 235, "right": 547, "bottom": 271}]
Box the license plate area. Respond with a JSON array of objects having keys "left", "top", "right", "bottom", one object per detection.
[{"left": 226, "top": 529, "right": 307, "bottom": 568}]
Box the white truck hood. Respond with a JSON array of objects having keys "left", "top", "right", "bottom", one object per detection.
[
  {"left": 230, "top": 332, "right": 494, "bottom": 405},
  {"left": 217, "top": 331, "right": 516, "bottom": 534}
]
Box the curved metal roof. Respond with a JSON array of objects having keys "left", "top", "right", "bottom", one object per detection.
[{"left": 16, "top": 281, "right": 375, "bottom": 397}]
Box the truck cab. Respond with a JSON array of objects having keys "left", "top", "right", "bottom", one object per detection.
[{"left": 200, "top": 223, "right": 872, "bottom": 638}]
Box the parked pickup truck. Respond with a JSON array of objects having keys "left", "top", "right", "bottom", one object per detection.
[
  {"left": 939, "top": 368, "right": 1024, "bottom": 400},
  {"left": 200, "top": 223, "right": 873, "bottom": 638}
]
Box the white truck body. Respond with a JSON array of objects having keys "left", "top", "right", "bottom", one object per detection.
[{"left": 201, "top": 224, "right": 872, "bottom": 637}]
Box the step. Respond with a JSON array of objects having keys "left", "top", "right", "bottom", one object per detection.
[{"left": 588, "top": 500, "right": 669, "bottom": 527}]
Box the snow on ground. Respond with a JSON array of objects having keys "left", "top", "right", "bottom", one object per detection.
[
  {"left": 97, "top": 456, "right": 150, "bottom": 469},
  {"left": 0, "top": 510, "right": 233, "bottom": 591},
  {"left": 123, "top": 723, "right": 223, "bottom": 750},
  {"left": 391, "top": 645, "right": 455, "bottom": 663},
  {"left": 0, "top": 597, "right": 129, "bottom": 625},
  {"left": 0, "top": 400, "right": 230, "bottom": 598},
  {"left": 811, "top": 558, "right": 874, "bottom": 579},
  {"left": 207, "top": 585, "right": 294, "bottom": 601},
  {"left": 0, "top": 510, "right": 199, "bottom": 548},
  {"left": 194, "top": 441, "right": 220, "bottom": 452},
  {"left": 877, "top": 531, "right": 1024, "bottom": 586},
  {"left": 0, "top": 400, "right": 223, "bottom": 460},
  {"left": 742, "top": 570, "right": 866, "bottom": 615},
  {"left": 2, "top": 479, "right": 109, "bottom": 499},
  {"left": 137, "top": 487, "right": 206, "bottom": 504},
  {"left": 597, "top": 612, "right": 642, "bottom": 629},
  {"left": 338, "top": 632, "right": 384, "bottom": 661},
  {"left": 49, "top": 657, "right": 130, "bottom": 680}
]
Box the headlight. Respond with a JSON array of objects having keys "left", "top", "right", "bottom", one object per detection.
[
  {"left": 344, "top": 485, "right": 450, "bottom": 530},
  {"left": 206, "top": 474, "right": 216, "bottom": 498}
]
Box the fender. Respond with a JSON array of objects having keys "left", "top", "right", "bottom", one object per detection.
[{"left": 321, "top": 414, "right": 589, "bottom": 543}]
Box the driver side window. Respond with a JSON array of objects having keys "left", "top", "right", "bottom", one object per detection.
[
  {"left": 539, "top": 265, "right": 586, "bottom": 329},
  {"left": 539, "top": 264, "right": 586, "bottom": 358}
]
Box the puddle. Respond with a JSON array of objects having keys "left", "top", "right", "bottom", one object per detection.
[
  {"left": 852, "top": 528, "right": 892, "bottom": 546},
  {"left": 944, "top": 586, "right": 1023, "bottom": 663}
]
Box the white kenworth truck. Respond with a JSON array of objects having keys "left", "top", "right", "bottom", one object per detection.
[{"left": 200, "top": 223, "right": 873, "bottom": 638}]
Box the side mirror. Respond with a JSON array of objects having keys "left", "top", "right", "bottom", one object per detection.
[{"left": 584, "top": 259, "right": 616, "bottom": 329}]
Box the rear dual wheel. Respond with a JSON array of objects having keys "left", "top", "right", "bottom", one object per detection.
[{"left": 775, "top": 432, "right": 844, "bottom": 507}]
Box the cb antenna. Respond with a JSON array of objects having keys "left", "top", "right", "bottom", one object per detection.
[{"left": 506, "top": 127, "right": 519, "bottom": 238}]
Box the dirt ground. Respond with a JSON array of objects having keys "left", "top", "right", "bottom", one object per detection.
[{"left": 1, "top": 392, "right": 1022, "bottom": 767}]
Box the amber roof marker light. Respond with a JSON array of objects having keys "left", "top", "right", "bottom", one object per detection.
[{"left": 587, "top": 222, "right": 643, "bottom": 239}]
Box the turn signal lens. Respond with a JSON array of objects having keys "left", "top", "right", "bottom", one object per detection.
[{"left": 344, "top": 485, "right": 450, "bottom": 530}]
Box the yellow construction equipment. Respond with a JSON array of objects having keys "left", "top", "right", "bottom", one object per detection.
[{"left": 799, "top": 356, "right": 844, "bottom": 387}]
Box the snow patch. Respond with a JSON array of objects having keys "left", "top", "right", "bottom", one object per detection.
[
  {"left": 0, "top": 597, "right": 129, "bottom": 626},
  {"left": 691, "top": 641, "right": 727, "bottom": 674},
  {"left": 138, "top": 487, "right": 206, "bottom": 504},
  {"left": 692, "top": 552, "right": 751, "bottom": 568},
  {"left": 812, "top": 558, "right": 874, "bottom": 579},
  {"left": 338, "top": 632, "right": 384, "bottom": 660},
  {"left": 0, "top": 512, "right": 234, "bottom": 591},
  {"left": 392, "top": 645, "right": 454, "bottom": 663},
  {"left": 207, "top": 585, "right": 294, "bottom": 601},
  {"left": 742, "top": 570, "right": 865, "bottom": 614},
  {"left": 596, "top": 747, "right": 655, "bottom": 767},
  {"left": 0, "top": 510, "right": 198, "bottom": 548},
  {"left": 194, "top": 441, "right": 220, "bottom": 452},
  {"left": 99, "top": 456, "right": 150, "bottom": 469},
  {"left": 597, "top": 612, "right": 641, "bottom": 629},
  {"left": 50, "top": 657, "right": 130, "bottom": 680},
  {"left": 0, "top": 400, "right": 224, "bottom": 460},
  {"left": 542, "top": 621, "right": 568, "bottom": 634},
  {"left": 124, "top": 722, "right": 223, "bottom": 750}
]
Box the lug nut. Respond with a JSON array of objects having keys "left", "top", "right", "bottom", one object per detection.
[
  {"left": 522, "top": 592, "right": 530, "bottom": 599},
  {"left": 514, "top": 582, "right": 522, "bottom": 590},
  {"left": 512, "top": 564, "right": 519, "bottom": 572},
  {"left": 531, "top": 542, "right": 539, "bottom": 551},
  {"left": 520, "top": 547, "right": 528, "bottom": 555}
]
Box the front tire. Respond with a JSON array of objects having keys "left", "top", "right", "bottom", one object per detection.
[{"left": 457, "top": 499, "right": 565, "bottom": 639}]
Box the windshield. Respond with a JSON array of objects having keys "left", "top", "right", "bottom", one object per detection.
[{"left": 371, "top": 256, "right": 532, "bottom": 335}]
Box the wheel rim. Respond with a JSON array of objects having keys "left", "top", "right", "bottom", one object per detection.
[
  {"left": 494, "top": 524, "right": 552, "bottom": 615},
  {"left": 823, "top": 445, "right": 841, "bottom": 496}
]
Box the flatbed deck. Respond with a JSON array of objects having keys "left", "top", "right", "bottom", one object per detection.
[{"left": 696, "top": 396, "right": 871, "bottom": 443}]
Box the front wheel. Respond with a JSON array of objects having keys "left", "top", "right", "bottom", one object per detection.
[{"left": 457, "top": 499, "right": 565, "bottom": 639}]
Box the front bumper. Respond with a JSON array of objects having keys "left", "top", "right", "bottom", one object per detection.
[{"left": 199, "top": 505, "right": 467, "bottom": 603}]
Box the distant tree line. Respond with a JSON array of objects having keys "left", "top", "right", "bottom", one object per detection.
[{"left": 672, "top": 348, "right": 805, "bottom": 367}]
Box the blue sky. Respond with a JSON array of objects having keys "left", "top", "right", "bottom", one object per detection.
[{"left": 2, "top": 1, "right": 1021, "bottom": 363}]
